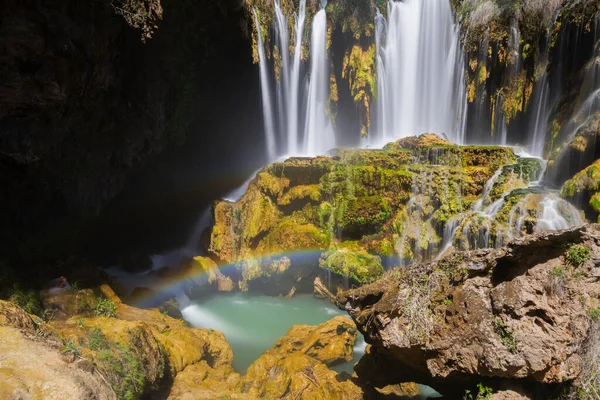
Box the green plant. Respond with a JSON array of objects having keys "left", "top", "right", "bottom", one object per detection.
[
  {"left": 95, "top": 298, "right": 117, "bottom": 318},
  {"left": 546, "top": 266, "right": 568, "bottom": 296},
  {"left": 10, "top": 286, "right": 42, "bottom": 316},
  {"left": 565, "top": 243, "right": 591, "bottom": 267},
  {"left": 61, "top": 339, "right": 82, "bottom": 358},
  {"left": 68, "top": 281, "right": 80, "bottom": 292},
  {"left": 87, "top": 328, "right": 110, "bottom": 351},
  {"left": 463, "top": 383, "right": 494, "bottom": 400},
  {"left": 494, "top": 318, "right": 517, "bottom": 352},
  {"left": 549, "top": 266, "right": 566, "bottom": 279},
  {"left": 590, "top": 308, "right": 600, "bottom": 321},
  {"left": 97, "top": 344, "right": 146, "bottom": 400}
]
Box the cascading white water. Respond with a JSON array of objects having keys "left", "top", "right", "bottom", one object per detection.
[
  {"left": 253, "top": 1, "right": 333, "bottom": 158},
  {"left": 287, "top": 0, "right": 306, "bottom": 155},
  {"left": 304, "top": 8, "right": 335, "bottom": 156},
  {"left": 536, "top": 195, "right": 584, "bottom": 231},
  {"left": 373, "top": 0, "right": 467, "bottom": 143},
  {"left": 253, "top": 10, "right": 277, "bottom": 160},
  {"left": 274, "top": 0, "right": 290, "bottom": 147}
]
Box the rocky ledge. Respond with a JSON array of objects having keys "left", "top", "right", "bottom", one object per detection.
[
  {"left": 337, "top": 224, "right": 600, "bottom": 399},
  {"left": 0, "top": 282, "right": 364, "bottom": 400}
]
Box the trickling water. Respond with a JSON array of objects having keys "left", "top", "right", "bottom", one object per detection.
[
  {"left": 473, "top": 167, "right": 504, "bottom": 211},
  {"left": 373, "top": 0, "right": 466, "bottom": 143},
  {"left": 536, "top": 195, "right": 584, "bottom": 231},
  {"left": 254, "top": 10, "right": 277, "bottom": 160},
  {"left": 529, "top": 61, "right": 550, "bottom": 157}
]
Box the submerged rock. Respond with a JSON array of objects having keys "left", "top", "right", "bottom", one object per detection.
[{"left": 337, "top": 224, "right": 600, "bottom": 397}]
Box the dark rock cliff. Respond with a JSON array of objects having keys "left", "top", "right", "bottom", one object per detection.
[{"left": 0, "top": 0, "right": 261, "bottom": 273}]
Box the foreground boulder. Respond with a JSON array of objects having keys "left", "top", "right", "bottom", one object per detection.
[
  {"left": 0, "top": 300, "right": 115, "bottom": 400},
  {"left": 2, "top": 283, "right": 235, "bottom": 400},
  {"left": 337, "top": 224, "right": 600, "bottom": 398},
  {"left": 169, "top": 316, "right": 362, "bottom": 399}
]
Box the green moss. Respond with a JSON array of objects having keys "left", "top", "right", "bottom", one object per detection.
[
  {"left": 339, "top": 196, "right": 391, "bottom": 236},
  {"left": 342, "top": 45, "right": 377, "bottom": 135},
  {"left": 561, "top": 159, "right": 600, "bottom": 198},
  {"left": 319, "top": 249, "right": 384, "bottom": 284},
  {"left": 257, "top": 171, "right": 290, "bottom": 199},
  {"left": 278, "top": 184, "right": 321, "bottom": 206}
]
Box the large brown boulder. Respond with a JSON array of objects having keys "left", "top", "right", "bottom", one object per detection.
[{"left": 337, "top": 224, "right": 600, "bottom": 397}]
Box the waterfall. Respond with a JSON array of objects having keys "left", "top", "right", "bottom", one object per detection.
[
  {"left": 304, "top": 9, "right": 335, "bottom": 156},
  {"left": 252, "top": 2, "right": 333, "bottom": 157},
  {"left": 287, "top": 0, "right": 307, "bottom": 155},
  {"left": 374, "top": 0, "right": 467, "bottom": 143},
  {"left": 253, "top": 10, "right": 277, "bottom": 160},
  {"left": 529, "top": 43, "right": 550, "bottom": 157},
  {"left": 536, "top": 195, "right": 584, "bottom": 232}
]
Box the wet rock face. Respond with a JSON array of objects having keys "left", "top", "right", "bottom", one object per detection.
[{"left": 337, "top": 225, "right": 600, "bottom": 397}]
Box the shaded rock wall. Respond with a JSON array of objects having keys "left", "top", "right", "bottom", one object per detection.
[{"left": 0, "top": 0, "right": 262, "bottom": 272}]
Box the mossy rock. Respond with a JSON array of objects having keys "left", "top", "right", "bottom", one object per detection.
[
  {"left": 319, "top": 249, "right": 384, "bottom": 284},
  {"left": 561, "top": 159, "right": 600, "bottom": 221},
  {"left": 257, "top": 219, "right": 330, "bottom": 254},
  {"left": 384, "top": 133, "right": 451, "bottom": 150},
  {"left": 338, "top": 196, "right": 391, "bottom": 238}
]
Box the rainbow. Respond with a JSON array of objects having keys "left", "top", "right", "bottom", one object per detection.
[{"left": 124, "top": 249, "right": 332, "bottom": 309}]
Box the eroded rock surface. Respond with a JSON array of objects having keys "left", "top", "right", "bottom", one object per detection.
[{"left": 337, "top": 224, "right": 600, "bottom": 397}]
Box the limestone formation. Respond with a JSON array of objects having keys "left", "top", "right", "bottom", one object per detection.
[{"left": 337, "top": 224, "right": 600, "bottom": 397}]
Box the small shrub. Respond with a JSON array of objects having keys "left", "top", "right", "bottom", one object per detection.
[
  {"left": 494, "top": 318, "right": 517, "bottom": 352},
  {"left": 68, "top": 281, "right": 80, "bottom": 292},
  {"left": 546, "top": 266, "right": 567, "bottom": 296},
  {"left": 565, "top": 244, "right": 591, "bottom": 268},
  {"left": 463, "top": 383, "right": 494, "bottom": 400},
  {"left": 97, "top": 344, "right": 146, "bottom": 400},
  {"left": 87, "top": 328, "right": 110, "bottom": 351},
  {"left": 61, "top": 339, "right": 82, "bottom": 358},
  {"left": 95, "top": 298, "right": 117, "bottom": 318},
  {"left": 564, "top": 319, "right": 600, "bottom": 399},
  {"left": 395, "top": 271, "right": 444, "bottom": 345},
  {"left": 10, "top": 286, "right": 42, "bottom": 316}
]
